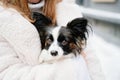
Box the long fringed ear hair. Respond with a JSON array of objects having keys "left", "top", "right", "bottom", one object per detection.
[
  {"left": 67, "top": 18, "right": 89, "bottom": 53},
  {"left": 42, "top": 0, "right": 57, "bottom": 25},
  {"left": 32, "top": 12, "right": 52, "bottom": 49}
]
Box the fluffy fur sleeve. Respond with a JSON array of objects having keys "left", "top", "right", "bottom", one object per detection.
[
  {"left": 0, "top": 5, "right": 91, "bottom": 80},
  {"left": 0, "top": 6, "right": 41, "bottom": 65},
  {"left": 0, "top": 6, "right": 54, "bottom": 80},
  {"left": 56, "top": 1, "right": 83, "bottom": 26}
]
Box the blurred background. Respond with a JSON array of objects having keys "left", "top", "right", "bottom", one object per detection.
[
  {"left": 76, "top": 0, "right": 120, "bottom": 46},
  {"left": 75, "top": 0, "right": 120, "bottom": 80}
]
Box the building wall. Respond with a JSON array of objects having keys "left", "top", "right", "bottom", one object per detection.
[
  {"left": 76, "top": 0, "right": 120, "bottom": 46},
  {"left": 88, "top": 18, "right": 120, "bottom": 46},
  {"left": 77, "top": 0, "right": 120, "bottom": 13}
]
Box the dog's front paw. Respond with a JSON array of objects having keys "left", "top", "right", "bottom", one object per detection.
[
  {"left": 39, "top": 57, "right": 44, "bottom": 64},
  {"left": 39, "top": 49, "right": 48, "bottom": 64}
]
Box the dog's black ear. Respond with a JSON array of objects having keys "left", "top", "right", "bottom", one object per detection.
[
  {"left": 67, "top": 18, "right": 88, "bottom": 40},
  {"left": 32, "top": 12, "right": 52, "bottom": 49},
  {"left": 32, "top": 12, "right": 52, "bottom": 26},
  {"left": 32, "top": 12, "right": 52, "bottom": 31}
]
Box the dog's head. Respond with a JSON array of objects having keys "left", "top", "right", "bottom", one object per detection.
[{"left": 33, "top": 12, "right": 88, "bottom": 62}]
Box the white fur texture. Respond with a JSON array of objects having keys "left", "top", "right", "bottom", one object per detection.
[
  {"left": 0, "top": 2, "right": 91, "bottom": 80},
  {"left": 85, "top": 33, "right": 120, "bottom": 80},
  {"left": 0, "top": 6, "right": 41, "bottom": 65},
  {"left": 39, "top": 49, "right": 75, "bottom": 64},
  {"left": 56, "top": 1, "right": 83, "bottom": 26}
]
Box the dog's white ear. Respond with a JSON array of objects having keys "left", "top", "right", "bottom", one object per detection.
[{"left": 66, "top": 18, "right": 88, "bottom": 40}]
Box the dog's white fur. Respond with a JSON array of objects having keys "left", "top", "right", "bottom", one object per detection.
[
  {"left": 39, "top": 49, "right": 75, "bottom": 63},
  {"left": 39, "top": 26, "right": 75, "bottom": 63}
]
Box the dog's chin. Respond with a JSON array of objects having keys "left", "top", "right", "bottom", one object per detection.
[{"left": 39, "top": 49, "right": 75, "bottom": 64}]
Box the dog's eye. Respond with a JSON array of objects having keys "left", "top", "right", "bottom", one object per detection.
[
  {"left": 46, "top": 38, "right": 53, "bottom": 45},
  {"left": 62, "top": 40, "right": 68, "bottom": 46},
  {"left": 45, "top": 34, "right": 53, "bottom": 45}
]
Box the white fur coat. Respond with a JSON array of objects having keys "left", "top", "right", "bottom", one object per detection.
[{"left": 0, "top": 1, "right": 105, "bottom": 80}]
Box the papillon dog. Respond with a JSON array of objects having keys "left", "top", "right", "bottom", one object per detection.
[{"left": 33, "top": 12, "right": 89, "bottom": 63}]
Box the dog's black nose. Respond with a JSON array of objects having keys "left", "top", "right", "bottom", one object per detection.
[{"left": 50, "top": 51, "right": 58, "bottom": 56}]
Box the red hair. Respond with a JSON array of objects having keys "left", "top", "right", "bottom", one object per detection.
[
  {"left": 42, "top": 0, "right": 57, "bottom": 25},
  {"left": 0, "top": 0, "right": 58, "bottom": 25},
  {"left": 0, "top": 0, "right": 33, "bottom": 22}
]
